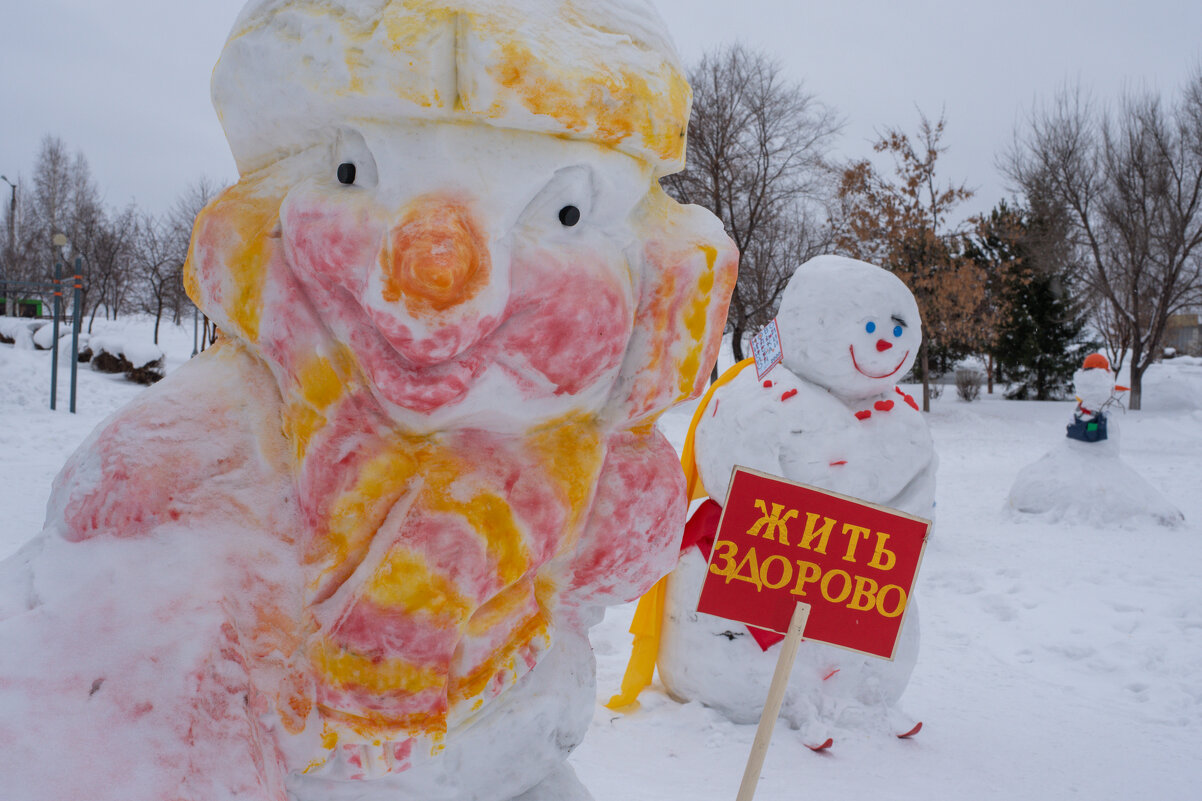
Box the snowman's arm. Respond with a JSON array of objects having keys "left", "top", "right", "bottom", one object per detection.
[
  {"left": 887, "top": 450, "right": 939, "bottom": 522},
  {"left": 695, "top": 401, "right": 788, "bottom": 502},
  {"left": 562, "top": 426, "right": 686, "bottom": 606},
  {"left": 47, "top": 343, "right": 290, "bottom": 545}
]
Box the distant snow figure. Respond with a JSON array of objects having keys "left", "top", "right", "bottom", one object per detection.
[
  {"left": 611, "top": 255, "right": 937, "bottom": 749},
  {"left": 1008, "top": 353, "right": 1184, "bottom": 526}
]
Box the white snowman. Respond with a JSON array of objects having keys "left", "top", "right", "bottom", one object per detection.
[
  {"left": 1008, "top": 353, "right": 1183, "bottom": 525},
  {"left": 657, "top": 255, "right": 937, "bottom": 747}
]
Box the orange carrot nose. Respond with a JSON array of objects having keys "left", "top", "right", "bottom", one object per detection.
[
  {"left": 381, "top": 198, "right": 490, "bottom": 312},
  {"left": 876, "top": 339, "right": 893, "bottom": 352}
]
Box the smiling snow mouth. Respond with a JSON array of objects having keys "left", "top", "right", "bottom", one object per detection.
[{"left": 849, "top": 345, "right": 909, "bottom": 379}]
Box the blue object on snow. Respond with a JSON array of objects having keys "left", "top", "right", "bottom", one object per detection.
[{"left": 1066, "top": 411, "right": 1107, "bottom": 443}]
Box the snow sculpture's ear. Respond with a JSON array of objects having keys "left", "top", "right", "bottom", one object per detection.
[
  {"left": 607, "top": 183, "right": 738, "bottom": 425},
  {"left": 183, "top": 172, "right": 288, "bottom": 346}
]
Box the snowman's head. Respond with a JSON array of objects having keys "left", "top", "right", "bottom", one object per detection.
[
  {"left": 1073, "top": 355, "right": 1116, "bottom": 411},
  {"left": 184, "top": 0, "right": 737, "bottom": 433},
  {"left": 777, "top": 255, "right": 922, "bottom": 402}
]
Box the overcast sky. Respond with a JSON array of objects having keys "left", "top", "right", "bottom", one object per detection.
[{"left": 2, "top": 0, "right": 1200, "bottom": 220}]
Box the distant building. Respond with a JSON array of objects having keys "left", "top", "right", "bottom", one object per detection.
[{"left": 1165, "top": 313, "right": 1201, "bottom": 356}]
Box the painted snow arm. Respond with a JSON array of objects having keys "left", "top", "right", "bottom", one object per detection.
[
  {"left": 0, "top": 503, "right": 298, "bottom": 801},
  {"left": 46, "top": 344, "right": 292, "bottom": 544},
  {"left": 887, "top": 450, "right": 939, "bottom": 521},
  {"left": 695, "top": 380, "right": 791, "bottom": 504},
  {"left": 564, "top": 426, "right": 686, "bottom": 606},
  {"left": 605, "top": 185, "right": 738, "bottom": 426}
]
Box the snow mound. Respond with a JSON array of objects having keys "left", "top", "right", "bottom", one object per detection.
[
  {"left": 87, "top": 335, "right": 164, "bottom": 369},
  {"left": 1142, "top": 358, "right": 1202, "bottom": 412},
  {"left": 31, "top": 323, "right": 66, "bottom": 350},
  {"left": 1007, "top": 437, "right": 1184, "bottom": 527},
  {"left": 86, "top": 335, "right": 166, "bottom": 385},
  {"left": 0, "top": 318, "right": 43, "bottom": 350}
]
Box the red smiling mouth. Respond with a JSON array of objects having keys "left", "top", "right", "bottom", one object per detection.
[{"left": 849, "top": 345, "right": 910, "bottom": 379}]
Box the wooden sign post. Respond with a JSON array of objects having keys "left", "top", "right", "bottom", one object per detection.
[
  {"left": 698, "top": 466, "right": 932, "bottom": 800},
  {"left": 735, "top": 602, "right": 810, "bottom": 801}
]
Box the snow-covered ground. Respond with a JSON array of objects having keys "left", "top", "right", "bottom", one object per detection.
[{"left": 2, "top": 318, "right": 1200, "bottom": 800}]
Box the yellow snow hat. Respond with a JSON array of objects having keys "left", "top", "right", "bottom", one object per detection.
[{"left": 212, "top": 0, "right": 691, "bottom": 177}]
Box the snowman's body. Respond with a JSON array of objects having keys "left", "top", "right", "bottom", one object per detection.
[{"left": 657, "top": 256, "right": 936, "bottom": 740}]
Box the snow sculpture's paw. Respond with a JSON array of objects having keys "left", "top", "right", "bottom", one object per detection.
[
  {"left": 510, "top": 762, "right": 594, "bottom": 801},
  {"left": 304, "top": 739, "right": 422, "bottom": 781}
]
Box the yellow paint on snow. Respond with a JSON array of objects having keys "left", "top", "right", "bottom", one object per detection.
[
  {"left": 677, "top": 244, "right": 718, "bottom": 395},
  {"left": 310, "top": 636, "right": 447, "bottom": 695},
  {"left": 363, "top": 545, "right": 474, "bottom": 622},
  {"left": 183, "top": 178, "right": 283, "bottom": 344},
  {"left": 483, "top": 37, "right": 688, "bottom": 169},
  {"left": 320, "top": 446, "right": 421, "bottom": 572},
  {"left": 525, "top": 415, "right": 605, "bottom": 542},
  {"left": 296, "top": 345, "right": 357, "bottom": 411},
  {"left": 449, "top": 606, "right": 550, "bottom": 705}
]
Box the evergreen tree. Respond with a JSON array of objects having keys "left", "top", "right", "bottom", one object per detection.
[{"left": 970, "top": 202, "right": 1093, "bottom": 400}]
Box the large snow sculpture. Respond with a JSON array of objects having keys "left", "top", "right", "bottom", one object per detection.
[
  {"left": 0, "top": 3, "right": 737, "bottom": 800},
  {"left": 616, "top": 256, "right": 935, "bottom": 746},
  {"left": 1008, "top": 354, "right": 1183, "bottom": 526}
]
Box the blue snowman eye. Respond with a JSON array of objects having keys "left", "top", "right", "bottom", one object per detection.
[
  {"left": 893, "top": 325, "right": 903, "bottom": 338},
  {"left": 865, "top": 321, "right": 876, "bottom": 334}
]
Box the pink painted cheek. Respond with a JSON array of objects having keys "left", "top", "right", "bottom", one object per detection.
[
  {"left": 284, "top": 200, "right": 383, "bottom": 295},
  {"left": 501, "top": 252, "right": 633, "bottom": 396},
  {"left": 258, "top": 261, "right": 331, "bottom": 377}
]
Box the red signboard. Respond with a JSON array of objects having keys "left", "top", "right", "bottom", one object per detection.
[{"left": 697, "top": 467, "right": 931, "bottom": 659}]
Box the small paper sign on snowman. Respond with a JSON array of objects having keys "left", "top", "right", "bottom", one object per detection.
[
  {"left": 698, "top": 466, "right": 930, "bottom": 659},
  {"left": 749, "top": 319, "right": 783, "bottom": 380}
]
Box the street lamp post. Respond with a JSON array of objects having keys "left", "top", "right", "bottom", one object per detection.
[
  {"left": 50, "top": 234, "right": 66, "bottom": 410},
  {"left": 69, "top": 254, "right": 83, "bottom": 413},
  {"left": 0, "top": 175, "right": 16, "bottom": 317}
]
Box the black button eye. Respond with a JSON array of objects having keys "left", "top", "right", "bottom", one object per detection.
[
  {"left": 337, "top": 162, "right": 357, "bottom": 185},
  {"left": 558, "top": 205, "right": 581, "bottom": 227}
]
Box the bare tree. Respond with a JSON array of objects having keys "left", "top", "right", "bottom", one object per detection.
[
  {"left": 17, "top": 136, "right": 138, "bottom": 327},
  {"left": 133, "top": 213, "right": 177, "bottom": 343},
  {"left": 1005, "top": 75, "right": 1202, "bottom": 409},
  {"left": 663, "top": 44, "right": 841, "bottom": 364},
  {"left": 21, "top": 137, "right": 78, "bottom": 311},
  {"left": 132, "top": 178, "right": 225, "bottom": 343}
]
